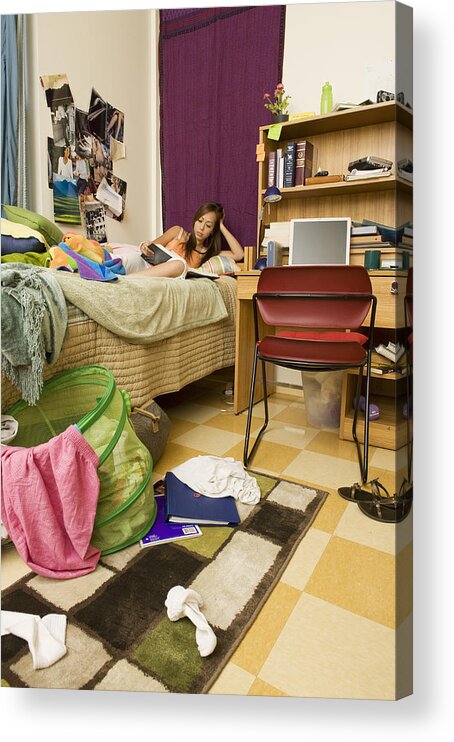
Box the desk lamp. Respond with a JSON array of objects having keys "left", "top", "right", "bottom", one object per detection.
[{"left": 258, "top": 186, "right": 282, "bottom": 260}]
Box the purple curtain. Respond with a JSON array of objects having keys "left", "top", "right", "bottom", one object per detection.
[{"left": 159, "top": 5, "right": 286, "bottom": 248}]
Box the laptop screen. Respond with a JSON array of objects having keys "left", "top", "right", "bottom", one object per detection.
[{"left": 288, "top": 217, "right": 351, "bottom": 266}]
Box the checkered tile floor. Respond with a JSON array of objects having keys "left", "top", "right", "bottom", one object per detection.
[{"left": 1, "top": 370, "right": 412, "bottom": 699}]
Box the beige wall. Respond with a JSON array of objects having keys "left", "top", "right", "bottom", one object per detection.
[
  {"left": 282, "top": 1, "right": 405, "bottom": 114},
  {"left": 28, "top": 8, "right": 161, "bottom": 245}
]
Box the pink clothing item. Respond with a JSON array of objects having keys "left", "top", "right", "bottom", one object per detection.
[{"left": 1, "top": 425, "right": 101, "bottom": 579}]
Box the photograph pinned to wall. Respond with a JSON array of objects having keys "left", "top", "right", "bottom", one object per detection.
[
  {"left": 47, "top": 137, "right": 55, "bottom": 188},
  {"left": 106, "top": 105, "right": 124, "bottom": 147},
  {"left": 75, "top": 108, "right": 92, "bottom": 158},
  {"left": 110, "top": 136, "right": 126, "bottom": 162},
  {"left": 82, "top": 199, "right": 108, "bottom": 244},
  {"left": 96, "top": 171, "right": 127, "bottom": 221},
  {"left": 51, "top": 102, "right": 76, "bottom": 153},
  {"left": 52, "top": 174, "right": 81, "bottom": 225},
  {"left": 74, "top": 154, "right": 96, "bottom": 206},
  {"left": 87, "top": 88, "right": 107, "bottom": 142},
  {"left": 91, "top": 137, "right": 112, "bottom": 185},
  {"left": 40, "top": 72, "right": 73, "bottom": 109}
]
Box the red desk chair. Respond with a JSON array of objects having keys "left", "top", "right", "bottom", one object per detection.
[{"left": 243, "top": 265, "right": 377, "bottom": 503}]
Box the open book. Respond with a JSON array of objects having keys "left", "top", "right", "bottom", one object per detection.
[{"left": 141, "top": 243, "right": 219, "bottom": 280}]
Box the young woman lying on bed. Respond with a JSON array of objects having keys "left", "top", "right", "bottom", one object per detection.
[{"left": 119, "top": 202, "right": 243, "bottom": 278}]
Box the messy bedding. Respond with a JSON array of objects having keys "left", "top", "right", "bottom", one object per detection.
[{"left": 1, "top": 268, "right": 237, "bottom": 410}]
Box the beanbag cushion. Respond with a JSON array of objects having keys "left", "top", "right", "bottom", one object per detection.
[{"left": 1, "top": 204, "right": 63, "bottom": 248}]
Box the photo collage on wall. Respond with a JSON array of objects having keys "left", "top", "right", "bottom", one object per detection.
[{"left": 40, "top": 75, "right": 126, "bottom": 240}]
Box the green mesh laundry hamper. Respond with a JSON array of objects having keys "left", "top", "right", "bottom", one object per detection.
[{"left": 5, "top": 365, "right": 157, "bottom": 555}]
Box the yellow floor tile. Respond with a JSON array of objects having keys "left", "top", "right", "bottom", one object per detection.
[
  {"left": 304, "top": 535, "right": 397, "bottom": 628},
  {"left": 312, "top": 492, "right": 348, "bottom": 533},
  {"left": 167, "top": 418, "right": 197, "bottom": 441},
  {"left": 1, "top": 545, "right": 31, "bottom": 589},
  {"left": 166, "top": 402, "right": 220, "bottom": 424},
  {"left": 171, "top": 424, "right": 244, "bottom": 456},
  {"left": 281, "top": 528, "right": 331, "bottom": 590},
  {"left": 272, "top": 405, "right": 308, "bottom": 428},
  {"left": 305, "top": 430, "right": 378, "bottom": 462},
  {"left": 208, "top": 662, "right": 255, "bottom": 696},
  {"left": 152, "top": 442, "right": 204, "bottom": 475},
  {"left": 245, "top": 420, "right": 318, "bottom": 450},
  {"left": 248, "top": 678, "right": 288, "bottom": 696},
  {"left": 259, "top": 593, "right": 398, "bottom": 700},
  {"left": 283, "top": 449, "right": 365, "bottom": 491},
  {"left": 226, "top": 439, "right": 300, "bottom": 476},
  {"left": 371, "top": 446, "right": 408, "bottom": 471},
  {"left": 231, "top": 581, "right": 301, "bottom": 676},
  {"left": 203, "top": 410, "right": 262, "bottom": 435},
  {"left": 396, "top": 542, "right": 413, "bottom": 627},
  {"left": 335, "top": 500, "right": 413, "bottom": 556}
]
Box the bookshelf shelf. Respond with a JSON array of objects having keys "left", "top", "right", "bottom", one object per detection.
[{"left": 261, "top": 175, "right": 412, "bottom": 200}]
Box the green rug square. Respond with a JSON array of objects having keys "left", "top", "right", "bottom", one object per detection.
[{"left": 133, "top": 617, "right": 202, "bottom": 693}]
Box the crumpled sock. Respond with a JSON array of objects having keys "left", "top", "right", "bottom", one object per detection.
[
  {"left": 1, "top": 610, "right": 67, "bottom": 669},
  {"left": 165, "top": 585, "right": 217, "bottom": 657},
  {"left": 171, "top": 456, "right": 260, "bottom": 505},
  {"left": 1, "top": 414, "right": 19, "bottom": 444}
]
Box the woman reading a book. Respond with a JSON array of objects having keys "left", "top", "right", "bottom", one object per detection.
[{"left": 125, "top": 202, "right": 243, "bottom": 278}]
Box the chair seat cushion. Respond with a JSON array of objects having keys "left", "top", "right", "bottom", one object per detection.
[
  {"left": 258, "top": 335, "right": 367, "bottom": 366},
  {"left": 276, "top": 330, "right": 368, "bottom": 345}
]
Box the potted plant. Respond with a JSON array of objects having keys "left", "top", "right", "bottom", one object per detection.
[{"left": 263, "top": 83, "right": 291, "bottom": 122}]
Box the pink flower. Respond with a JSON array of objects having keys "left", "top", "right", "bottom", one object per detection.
[
  {"left": 276, "top": 83, "right": 284, "bottom": 91},
  {"left": 263, "top": 93, "right": 271, "bottom": 99}
]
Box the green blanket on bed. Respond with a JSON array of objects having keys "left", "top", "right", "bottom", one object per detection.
[
  {"left": 52, "top": 271, "right": 228, "bottom": 344},
  {"left": 1, "top": 263, "right": 68, "bottom": 405}
]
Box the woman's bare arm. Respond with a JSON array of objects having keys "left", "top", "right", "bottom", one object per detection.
[
  {"left": 140, "top": 225, "right": 188, "bottom": 254},
  {"left": 219, "top": 219, "right": 244, "bottom": 261}
]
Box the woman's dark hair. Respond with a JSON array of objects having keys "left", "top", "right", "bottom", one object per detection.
[{"left": 184, "top": 202, "right": 224, "bottom": 262}]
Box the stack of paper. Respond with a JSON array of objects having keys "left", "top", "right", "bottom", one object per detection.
[{"left": 261, "top": 221, "right": 290, "bottom": 248}]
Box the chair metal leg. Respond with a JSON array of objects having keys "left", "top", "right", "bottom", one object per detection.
[
  {"left": 243, "top": 353, "right": 270, "bottom": 468},
  {"left": 352, "top": 365, "right": 366, "bottom": 483},
  {"left": 362, "top": 351, "right": 372, "bottom": 484},
  {"left": 243, "top": 346, "right": 259, "bottom": 467}
]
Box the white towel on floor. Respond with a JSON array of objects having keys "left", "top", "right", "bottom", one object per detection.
[
  {"left": 171, "top": 456, "right": 260, "bottom": 504},
  {"left": 1, "top": 610, "right": 67, "bottom": 669}
]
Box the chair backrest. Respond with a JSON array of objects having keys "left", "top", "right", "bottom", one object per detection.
[{"left": 255, "top": 265, "right": 373, "bottom": 330}]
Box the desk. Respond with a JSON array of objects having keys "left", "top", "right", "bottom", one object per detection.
[
  {"left": 233, "top": 269, "right": 407, "bottom": 416},
  {"left": 233, "top": 271, "right": 273, "bottom": 414}
]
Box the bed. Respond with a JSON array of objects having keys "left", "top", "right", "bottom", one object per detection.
[{"left": 1, "top": 273, "right": 238, "bottom": 411}]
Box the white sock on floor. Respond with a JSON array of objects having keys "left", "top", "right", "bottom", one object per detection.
[
  {"left": 1, "top": 610, "right": 67, "bottom": 669},
  {"left": 165, "top": 585, "right": 217, "bottom": 657}
]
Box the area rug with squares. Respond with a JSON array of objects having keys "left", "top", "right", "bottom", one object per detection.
[{"left": 1, "top": 473, "right": 327, "bottom": 694}]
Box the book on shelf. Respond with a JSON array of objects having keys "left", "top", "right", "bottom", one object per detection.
[
  {"left": 351, "top": 224, "right": 380, "bottom": 236},
  {"left": 350, "top": 234, "right": 386, "bottom": 244},
  {"left": 403, "top": 225, "right": 413, "bottom": 237},
  {"left": 164, "top": 472, "right": 240, "bottom": 526},
  {"left": 266, "top": 240, "right": 284, "bottom": 267},
  {"left": 276, "top": 147, "right": 284, "bottom": 189},
  {"left": 267, "top": 151, "right": 276, "bottom": 187},
  {"left": 140, "top": 492, "right": 202, "bottom": 548},
  {"left": 141, "top": 243, "right": 219, "bottom": 280},
  {"left": 400, "top": 235, "right": 413, "bottom": 246},
  {"left": 294, "top": 140, "right": 314, "bottom": 186},
  {"left": 361, "top": 220, "right": 408, "bottom": 245},
  {"left": 375, "top": 342, "right": 405, "bottom": 363},
  {"left": 283, "top": 141, "right": 296, "bottom": 188},
  {"left": 305, "top": 174, "right": 344, "bottom": 185},
  {"left": 345, "top": 168, "right": 392, "bottom": 181}
]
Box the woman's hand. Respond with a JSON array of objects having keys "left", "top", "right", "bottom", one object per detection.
[{"left": 139, "top": 240, "right": 154, "bottom": 256}]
